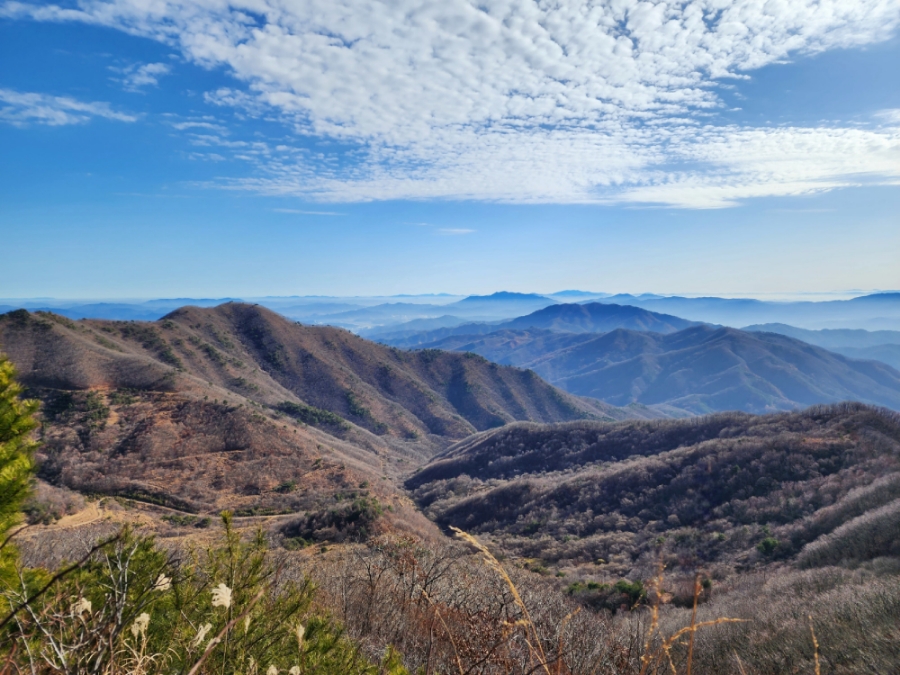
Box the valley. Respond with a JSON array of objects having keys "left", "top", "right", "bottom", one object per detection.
[
  {"left": 377, "top": 303, "right": 900, "bottom": 415},
  {"left": 5, "top": 4, "right": 899, "bottom": 671},
  {"left": 3, "top": 297, "right": 900, "bottom": 675},
  {"left": 408, "top": 404, "right": 900, "bottom": 579}
]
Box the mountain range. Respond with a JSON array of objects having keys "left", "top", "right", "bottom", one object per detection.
[
  {"left": 744, "top": 323, "right": 900, "bottom": 370},
  {"left": 382, "top": 306, "right": 900, "bottom": 414},
  {"left": 407, "top": 403, "right": 900, "bottom": 578},
  {"left": 7, "top": 298, "right": 900, "bottom": 675},
  {"left": 7, "top": 290, "right": 900, "bottom": 333},
  {"left": 0, "top": 303, "right": 659, "bottom": 527},
  {"left": 374, "top": 302, "right": 696, "bottom": 347},
  {"left": 593, "top": 292, "right": 900, "bottom": 330}
]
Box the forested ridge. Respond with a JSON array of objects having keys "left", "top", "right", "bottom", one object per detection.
[
  {"left": 410, "top": 403, "right": 900, "bottom": 578},
  {"left": 3, "top": 308, "right": 900, "bottom": 674}
]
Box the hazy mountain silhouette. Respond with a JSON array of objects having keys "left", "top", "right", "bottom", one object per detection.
[
  {"left": 592, "top": 292, "right": 900, "bottom": 330},
  {"left": 744, "top": 323, "right": 900, "bottom": 370},
  {"left": 379, "top": 302, "right": 694, "bottom": 348},
  {"left": 419, "top": 324, "right": 900, "bottom": 414},
  {"left": 361, "top": 315, "right": 471, "bottom": 339},
  {"left": 500, "top": 302, "right": 696, "bottom": 333},
  {"left": 296, "top": 292, "right": 558, "bottom": 330}
]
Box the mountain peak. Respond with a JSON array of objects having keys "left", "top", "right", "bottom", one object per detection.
[
  {"left": 502, "top": 302, "right": 697, "bottom": 334},
  {"left": 456, "top": 291, "right": 553, "bottom": 303},
  {"left": 849, "top": 292, "right": 900, "bottom": 303}
]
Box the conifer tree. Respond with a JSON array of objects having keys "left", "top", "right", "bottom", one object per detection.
[{"left": 0, "top": 355, "right": 38, "bottom": 571}]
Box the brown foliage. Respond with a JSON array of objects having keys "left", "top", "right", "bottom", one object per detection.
[{"left": 409, "top": 404, "right": 900, "bottom": 578}]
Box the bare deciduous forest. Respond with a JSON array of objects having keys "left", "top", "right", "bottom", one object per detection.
[{"left": 2, "top": 307, "right": 900, "bottom": 674}]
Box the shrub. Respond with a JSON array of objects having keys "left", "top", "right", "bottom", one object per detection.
[
  {"left": 756, "top": 537, "right": 779, "bottom": 556},
  {"left": 1, "top": 515, "right": 395, "bottom": 674},
  {"left": 281, "top": 498, "right": 384, "bottom": 543},
  {"left": 0, "top": 355, "right": 39, "bottom": 584},
  {"left": 797, "top": 499, "right": 900, "bottom": 567},
  {"left": 276, "top": 401, "right": 350, "bottom": 431}
]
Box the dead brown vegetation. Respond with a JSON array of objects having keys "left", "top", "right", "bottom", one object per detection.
[{"left": 409, "top": 403, "right": 900, "bottom": 579}]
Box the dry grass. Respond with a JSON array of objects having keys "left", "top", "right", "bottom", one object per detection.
[
  {"left": 452, "top": 526, "right": 554, "bottom": 675},
  {"left": 8, "top": 519, "right": 895, "bottom": 674},
  {"left": 452, "top": 527, "right": 754, "bottom": 675},
  {"left": 808, "top": 616, "right": 821, "bottom": 675}
]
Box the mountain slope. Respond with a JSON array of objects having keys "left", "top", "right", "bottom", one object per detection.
[
  {"left": 744, "top": 323, "right": 900, "bottom": 369},
  {"left": 539, "top": 326, "right": 900, "bottom": 413},
  {"left": 418, "top": 324, "right": 900, "bottom": 414},
  {"left": 594, "top": 292, "right": 900, "bottom": 330},
  {"left": 379, "top": 302, "right": 694, "bottom": 349},
  {"left": 0, "top": 308, "right": 433, "bottom": 528},
  {"left": 408, "top": 403, "right": 900, "bottom": 577},
  {"left": 831, "top": 344, "right": 900, "bottom": 370},
  {"left": 0, "top": 304, "right": 624, "bottom": 445},
  {"left": 421, "top": 329, "right": 597, "bottom": 365}
]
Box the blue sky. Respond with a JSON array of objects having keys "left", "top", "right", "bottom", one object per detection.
[{"left": 1, "top": 0, "right": 899, "bottom": 299}]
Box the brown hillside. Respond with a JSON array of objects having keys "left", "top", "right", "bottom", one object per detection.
[
  {"left": 0, "top": 304, "right": 636, "bottom": 535},
  {"left": 0, "top": 308, "right": 441, "bottom": 537},
  {"left": 408, "top": 403, "right": 900, "bottom": 583},
  {"left": 153, "top": 302, "right": 617, "bottom": 439},
  {"left": 0, "top": 304, "right": 624, "bottom": 443}
]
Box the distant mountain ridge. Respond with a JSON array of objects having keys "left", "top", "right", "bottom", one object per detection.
[
  {"left": 453, "top": 291, "right": 553, "bottom": 304},
  {"left": 300, "top": 292, "right": 559, "bottom": 330},
  {"left": 377, "top": 302, "right": 695, "bottom": 348},
  {"left": 416, "top": 323, "right": 900, "bottom": 415},
  {"left": 501, "top": 302, "right": 696, "bottom": 333},
  {"left": 591, "top": 292, "right": 900, "bottom": 330},
  {"left": 743, "top": 323, "right": 900, "bottom": 348},
  {"left": 5, "top": 291, "right": 900, "bottom": 332},
  {"left": 744, "top": 323, "right": 900, "bottom": 370}
]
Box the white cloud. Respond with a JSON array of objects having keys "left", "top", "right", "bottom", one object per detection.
[
  {"left": 437, "top": 228, "right": 475, "bottom": 235},
  {"left": 0, "top": 88, "right": 137, "bottom": 126},
  {"left": 616, "top": 125, "right": 900, "bottom": 208},
  {"left": 114, "top": 62, "right": 171, "bottom": 91},
  {"left": 193, "top": 123, "right": 900, "bottom": 208},
  {"left": 5, "top": 0, "right": 900, "bottom": 206},
  {"left": 875, "top": 109, "right": 900, "bottom": 124}
]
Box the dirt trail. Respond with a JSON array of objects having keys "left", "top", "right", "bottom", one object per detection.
[{"left": 52, "top": 502, "right": 102, "bottom": 529}]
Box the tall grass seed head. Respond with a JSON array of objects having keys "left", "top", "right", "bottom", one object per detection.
[
  {"left": 211, "top": 582, "right": 232, "bottom": 609},
  {"left": 153, "top": 574, "right": 172, "bottom": 592},
  {"left": 193, "top": 622, "right": 213, "bottom": 648},
  {"left": 73, "top": 597, "right": 92, "bottom": 617},
  {"left": 131, "top": 612, "right": 151, "bottom": 639}
]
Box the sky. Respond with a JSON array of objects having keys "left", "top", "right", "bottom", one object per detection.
[{"left": 1, "top": 0, "right": 899, "bottom": 299}]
